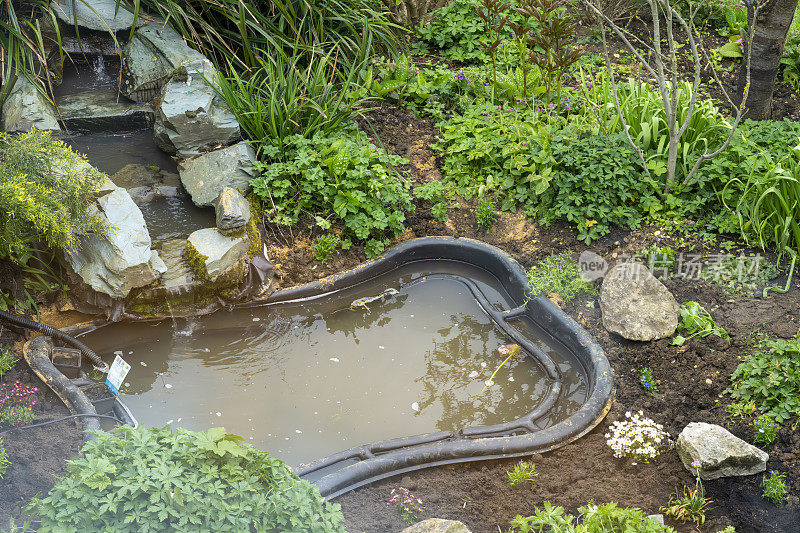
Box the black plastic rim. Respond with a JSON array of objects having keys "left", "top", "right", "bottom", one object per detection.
[
  {"left": 61, "top": 236, "right": 614, "bottom": 499},
  {"left": 259, "top": 237, "right": 614, "bottom": 499}
]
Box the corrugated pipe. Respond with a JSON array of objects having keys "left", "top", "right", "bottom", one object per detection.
[{"left": 0, "top": 310, "right": 109, "bottom": 372}]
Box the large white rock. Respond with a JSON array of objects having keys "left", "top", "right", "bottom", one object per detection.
[
  {"left": 676, "top": 422, "right": 769, "bottom": 480},
  {"left": 179, "top": 143, "right": 257, "bottom": 207},
  {"left": 65, "top": 181, "right": 166, "bottom": 299},
  {"left": 599, "top": 262, "right": 679, "bottom": 341},
  {"left": 153, "top": 63, "right": 240, "bottom": 158},
  {"left": 1, "top": 77, "right": 60, "bottom": 132},
  {"left": 120, "top": 22, "right": 212, "bottom": 102},
  {"left": 401, "top": 519, "right": 472, "bottom": 533},
  {"left": 51, "top": 0, "right": 139, "bottom": 31},
  {"left": 186, "top": 228, "right": 248, "bottom": 282}
]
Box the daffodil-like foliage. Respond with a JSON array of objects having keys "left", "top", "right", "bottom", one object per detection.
[
  {"left": 26, "top": 426, "right": 346, "bottom": 532},
  {"left": 0, "top": 130, "right": 104, "bottom": 261}
]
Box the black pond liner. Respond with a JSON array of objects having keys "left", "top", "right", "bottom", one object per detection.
[
  {"left": 24, "top": 236, "right": 613, "bottom": 499},
  {"left": 253, "top": 237, "right": 614, "bottom": 499}
]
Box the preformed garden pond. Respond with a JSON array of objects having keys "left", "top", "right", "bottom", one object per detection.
[{"left": 78, "top": 259, "right": 590, "bottom": 466}]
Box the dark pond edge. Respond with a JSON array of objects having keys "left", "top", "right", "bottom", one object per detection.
[
  {"left": 258, "top": 236, "right": 614, "bottom": 499},
  {"left": 57, "top": 236, "right": 614, "bottom": 499}
]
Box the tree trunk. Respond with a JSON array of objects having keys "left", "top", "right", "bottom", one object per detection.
[{"left": 737, "top": 0, "right": 800, "bottom": 119}]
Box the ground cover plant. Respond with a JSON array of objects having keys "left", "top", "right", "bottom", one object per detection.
[
  {"left": 506, "top": 460, "right": 538, "bottom": 488},
  {"left": 726, "top": 335, "right": 800, "bottom": 423},
  {"left": 526, "top": 253, "right": 596, "bottom": 302},
  {"left": 25, "top": 425, "right": 345, "bottom": 532},
  {"left": 509, "top": 501, "right": 676, "bottom": 532}
]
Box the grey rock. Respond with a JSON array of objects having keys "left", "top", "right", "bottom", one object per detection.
[
  {"left": 401, "top": 519, "right": 471, "bottom": 533},
  {"left": 186, "top": 228, "right": 248, "bottom": 282},
  {"left": 179, "top": 142, "right": 256, "bottom": 207},
  {"left": 121, "top": 23, "right": 212, "bottom": 102},
  {"left": 676, "top": 422, "right": 769, "bottom": 480},
  {"left": 154, "top": 63, "right": 240, "bottom": 158},
  {"left": 51, "top": 0, "right": 139, "bottom": 31},
  {"left": 55, "top": 88, "right": 153, "bottom": 133},
  {"left": 215, "top": 187, "right": 251, "bottom": 230},
  {"left": 1, "top": 76, "right": 60, "bottom": 132},
  {"left": 599, "top": 262, "right": 679, "bottom": 341},
  {"left": 111, "top": 164, "right": 181, "bottom": 190},
  {"left": 64, "top": 184, "right": 166, "bottom": 299}
]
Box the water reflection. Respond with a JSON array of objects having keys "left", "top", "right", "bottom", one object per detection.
[{"left": 80, "top": 262, "right": 588, "bottom": 465}]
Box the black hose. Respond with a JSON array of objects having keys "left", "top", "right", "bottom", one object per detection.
[
  {"left": 0, "top": 310, "right": 108, "bottom": 372},
  {"left": 0, "top": 414, "right": 124, "bottom": 435}
]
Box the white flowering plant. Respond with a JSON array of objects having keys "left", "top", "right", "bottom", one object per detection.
[{"left": 605, "top": 411, "right": 672, "bottom": 464}]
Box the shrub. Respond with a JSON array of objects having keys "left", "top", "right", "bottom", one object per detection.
[
  {"left": 0, "top": 131, "right": 103, "bottom": 261},
  {"left": 25, "top": 426, "right": 346, "bottom": 532},
  {"left": 251, "top": 131, "right": 413, "bottom": 257},
  {"left": 419, "top": 0, "right": 524, "bottom": 64},
  {"left": 527, "top": 253, "right": 596, "bottom": 303},
  {"left": 545, "top": 130, "right": 659, "bottom": 242},
  {"left": 726, "top": 335, "right": 800, "bottom": 423},
  {"left": 509, "top": 501, "right": 676, "bottom": 532}
]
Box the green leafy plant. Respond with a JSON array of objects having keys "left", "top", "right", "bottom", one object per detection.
[
  {"left": 413, "top": 180, "right": 454, "bottom": 222},
  {"left": 726, "top": 335, "right": 800, "bottom": 423},
  {"left": 506, "top": 460, "right": 538, "bottom": 488},
  {"left": 476, "top": 197, "right": 497, "bottom": 231},
  {"left": 545, "top": 130, "right": 659, "bottom": 242},
  {"left": 509, "top": 501, "right": 676, "bottom": 532},
  {"left": 671, "top": 301, "right": 730, "bottom": 346},
  {"left": 0, "top": 349, "right": 15, "bottom": 379},
  {"left": 0, "top": 437, "right": 10, "bottom": 479},
  {"left": 251, "top": 131, "right": 413, "bottom": 257},
  {"left": 314, "top": 235, "right": 341, "bottom": 263},
  {"left": 752, "top": 414, "right": 778, "bottom": 447},
  {"left": 419, "top": 0, "right": 523, "bottom": 64},
  {"left": 388, "top": 487, "right": 423, "bottom": 525},
  {"left": 662, "top": 462, "right": 712, "bottom": 528},
  {"left": 639, "top": 368, "right": 658, "bottom": 394},
  {"left": 25, "top": 425, "right": 346, "bottom": 532},
  {"left": 761, "top": 471, "right": 789, "bottom": 504},
  {"left": 527, "top": 253, "right": 596, "bottom": 303}
]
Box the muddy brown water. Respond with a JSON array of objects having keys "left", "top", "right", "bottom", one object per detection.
[{"left": 79, "top": 261, "right": 589, "bottom": 466}]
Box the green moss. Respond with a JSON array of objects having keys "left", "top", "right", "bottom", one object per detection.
[
  {"left": 245, "top": 193, "right": 263, "bottom": 256},
  {"left": 183, "top": 240, "right": 210, "bottom": 281}
]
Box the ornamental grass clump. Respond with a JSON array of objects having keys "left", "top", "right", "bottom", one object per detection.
[
  {"left": 605, "top": 411, "right": 672, "bottom": 464},
  {"left": 0, "top": 381, "right": 37, "bottom": 427},
  {"left": 388, "top": 487, "right": 424, "bottom": 525}
]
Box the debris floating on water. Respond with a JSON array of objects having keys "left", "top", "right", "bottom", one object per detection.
[{"left": 411, "top": 402, "right": 420, "bottom": 412}]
